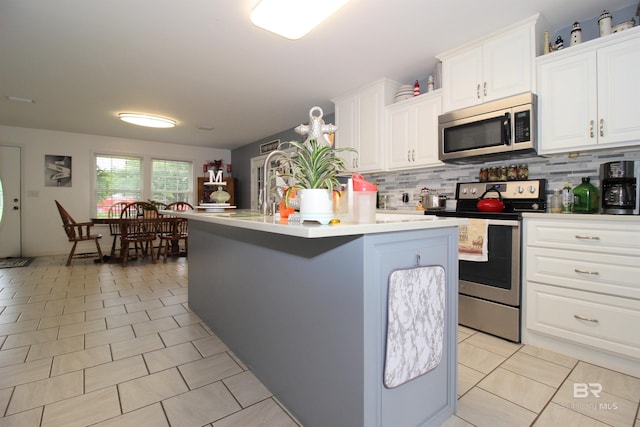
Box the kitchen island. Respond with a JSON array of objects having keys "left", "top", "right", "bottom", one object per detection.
[{"left": 175, "top": 211, "right": 466, "bottom": 427}]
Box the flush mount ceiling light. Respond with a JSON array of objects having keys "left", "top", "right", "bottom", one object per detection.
[
  {"left": 250, "top": 0, "right": 351, "bottom": 40},
  {"left": 118, "top": 113, "right": 176, "bottom": 128}
]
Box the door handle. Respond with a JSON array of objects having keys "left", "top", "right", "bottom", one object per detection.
[
  {"left": 574, "top": 314, "right": 599, "bottom": 323},
  {"left": 574, "top": 268, "right": 599, "bottom": 275},
  {"left": 575, "top": 235, "right": 600, "bottom": 240},
  {"left": 476, "top": 84, "right": 480, "bottom": 99},
  {"left": 589, "top": 120, "right": 594, "bottom": 138},
  {"left": 502, "top": 113, "right": 511, "bottom": 145},
  {"left": 483, "top": 82, "right": 487, "bottom": 97},
  {"left": 599, "top": 119, "right": 604, "bottom": 137}
]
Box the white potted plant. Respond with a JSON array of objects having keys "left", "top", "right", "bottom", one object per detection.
[{"left": 277, "top": 139, "right": 355, "bottom": 224}]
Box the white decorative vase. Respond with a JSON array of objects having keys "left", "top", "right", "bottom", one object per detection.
[{"left": 299, "top": 189, "right": 334, "bottom": 225}]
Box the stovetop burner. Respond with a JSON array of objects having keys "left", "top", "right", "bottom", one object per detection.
[{"left": 430, "top": 179, "right": 547, "bottom": 220}]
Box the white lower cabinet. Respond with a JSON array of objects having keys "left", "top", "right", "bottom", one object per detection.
[{"left": 522, "top": 215, "right": 640, "bottom": 377}]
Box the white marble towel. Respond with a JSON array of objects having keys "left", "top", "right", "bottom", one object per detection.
[{"left": 384, "top": 265, "right": 445, "bottom": 389}]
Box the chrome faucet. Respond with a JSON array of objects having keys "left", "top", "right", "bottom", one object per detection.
[{"left": 260, "top": 149, "right": 288, "bottom": 216}]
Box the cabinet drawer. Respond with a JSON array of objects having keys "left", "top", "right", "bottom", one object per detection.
[
  {"left": 526, "top": 247, "right": 640, "bottom": 299},
  {"left": 525, "top": 219, "right": 640, "bottom": 255},
  {"left": 526, "top": 283, "right": 640, "bottom": 359}
]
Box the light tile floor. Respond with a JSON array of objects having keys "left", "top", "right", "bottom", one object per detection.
[{"left": 0, "top": 256, "right": 639, "bottom": 426}]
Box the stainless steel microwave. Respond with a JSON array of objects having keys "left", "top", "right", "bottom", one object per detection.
[{"left": 438, "top": 92, "right": 536, "bottom": 163}]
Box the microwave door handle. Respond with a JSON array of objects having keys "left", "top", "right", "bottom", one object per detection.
[{"left": 502, "top": 112, "right": 511, "bottom": 146}]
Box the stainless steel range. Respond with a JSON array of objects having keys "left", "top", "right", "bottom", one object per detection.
[{"left": 432, "top": 179, "right": 547, "bottom": 342}]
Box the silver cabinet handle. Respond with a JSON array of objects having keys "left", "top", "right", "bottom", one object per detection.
[
  {"left": 407, "top": 150, "right": 411, "bottom": 162},
  {"left": 483, "top": 82, "right": 487, "bottom": 97},
  {"left": 411, "top": 149, "right": 415, "bottom": 162},
  {"left": 599, "top": 118, "right": 604, "bottom": 137},
  {"left": 477, "top": 84, "right": 480, "bottom": 99},
  {"left": 574, "top": 268, "right": 599, "bottom": 275},
  {"left": 575, "top": 235, "right": 600, "bottom": 240},
  {"left": 589, "top": 120, "right": 594, "bottom": 138},
  {"left": 574, "top": 314, "right": 599, "bottom": 323}
]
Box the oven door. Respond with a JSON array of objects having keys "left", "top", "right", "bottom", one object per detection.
[{"left": 458, "top": 219, "right": 520, "bottom": 306}]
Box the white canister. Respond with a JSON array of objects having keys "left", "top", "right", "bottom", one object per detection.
[{"left": 599, "top": 10, "right": 612, "bottom": 37}]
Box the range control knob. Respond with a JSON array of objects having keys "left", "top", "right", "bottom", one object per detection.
[
  {"left": 517, "top": 186, "right": 525, "bottom": 194},
  {"left": 529, "top": 186, "right": 537, "bottom": 194},
  {"left": 470, "top": 188, "right": 477, "bottom": 195}
]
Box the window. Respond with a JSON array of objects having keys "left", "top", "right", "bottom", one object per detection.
[
  {"left": 95, "top": 155, "right": 142, "bottom": 218},
  {"left": 151, "top": 159, "right": 193, "bottom": 204}
]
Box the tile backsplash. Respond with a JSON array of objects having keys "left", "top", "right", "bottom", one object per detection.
[{"left": 366, "top": 147, "right": 640, "bottom": 210}]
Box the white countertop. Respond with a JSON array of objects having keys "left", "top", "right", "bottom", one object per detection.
[
  {"left": 168, "top": 210, "right": 467, "bottom": 238},
  {"left": 523, "top": 212, "right": 640, "bottom": 222}
]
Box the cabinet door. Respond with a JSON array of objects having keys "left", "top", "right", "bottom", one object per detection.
[
  {"left": 387, "top": 106, "right": 413, "bottom": 169},
  {"left": 357, "top": 86, "right": 385, "bottom": 172},
  {"left": 537, "top": 51, "right": 598, "bottom": 154},
  {"left": 597, "top": 35, "right": 640, "bottom": 146},
  {"left": 483, "top": 25, "right": 532, "bottom": 102},
  {"left": 442, "top": 47, "right": 482, "bottom": 111},
  {"left": 334, "top": 97, "right": 358, "bottom": 170},
  {"left": 413, "top": 95, "right": 442, "bottom": 167}
]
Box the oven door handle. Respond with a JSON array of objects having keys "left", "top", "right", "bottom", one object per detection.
[{"left": 486, "top": 219, "right": 520, "bottom": 227}]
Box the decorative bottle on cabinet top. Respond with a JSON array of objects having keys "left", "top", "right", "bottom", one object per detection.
[{"left": 572, "top": 177, "right": 599, "bottom": 213}]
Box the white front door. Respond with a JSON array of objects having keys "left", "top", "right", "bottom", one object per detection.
[{"left": 0, "top": 145, "right": 22, "bottom": 257}]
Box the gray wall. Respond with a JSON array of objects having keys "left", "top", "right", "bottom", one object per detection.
[{"left": 231, "top": 113, "right": 334, "bottom": 209}]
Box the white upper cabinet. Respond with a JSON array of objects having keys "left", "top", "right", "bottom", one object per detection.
[
  {"left": 332, "top": 79, "right": 400, "bottom": 173},
  {"left": 438, "top": 15, "right": 538, "bottom": 112},
  {"left": 386, "top": 91, "right": 443, "bottom": 171},
  {"left": 537, "top": 27, "right": 640, "bottom": 154}
]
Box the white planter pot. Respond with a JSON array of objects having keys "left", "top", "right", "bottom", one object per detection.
[{"left": 299, "top": 189, "right": 334, "bottom": 225}]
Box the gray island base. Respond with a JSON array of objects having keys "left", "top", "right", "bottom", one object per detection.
[{"left": 185, "top": 214, "right": 462, "bottom": 427}]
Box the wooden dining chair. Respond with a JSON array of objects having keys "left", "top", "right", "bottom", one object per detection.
[
  {"left": 165, "top": 201, "right": 193, "bottom": 211},
  {"left": 157, "top": 217, "right": 188, "bottom": 262},
  {"left": 120, "top": 201, "right": 159, "bottom": 219},
  {"left": 55, "top": 200, "right": 104, "bottom": 266},
  {"left": 107, "top": 201, "right": 129, "bottom": 258},
  {"left": 157, "top": 202, "right": 192, "bottom": 262},
  {"left": 118, "top": 202, "right": 160, "bottom": 265}
]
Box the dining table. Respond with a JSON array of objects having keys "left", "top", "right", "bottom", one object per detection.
[{"left": 91, "top": 216, "right": 184, "bottom": 263}]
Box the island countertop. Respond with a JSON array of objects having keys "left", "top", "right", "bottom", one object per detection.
[{"left": 166, "top": 210, "right": 468, "bottom": 238}]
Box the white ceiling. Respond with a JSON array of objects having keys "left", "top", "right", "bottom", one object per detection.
[{"left": 0, "top": 0, "right": 633, "bottom": 150}]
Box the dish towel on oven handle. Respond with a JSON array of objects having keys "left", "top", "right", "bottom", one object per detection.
[{"left": 458, "top": 218, "right": 488, "bottom": 262}]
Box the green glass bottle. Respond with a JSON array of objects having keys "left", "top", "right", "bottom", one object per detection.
[{"left": 572, "top": 177, "right": 599, "bottom": 213}]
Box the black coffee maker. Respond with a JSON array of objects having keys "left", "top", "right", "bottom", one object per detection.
[{"left": 600, "top": 161, "right": 639, "bottom": 215}]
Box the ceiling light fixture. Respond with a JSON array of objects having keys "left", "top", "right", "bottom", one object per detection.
[
  {"left": 118, "top": 113, "right": 176, "bottom": 128},
  {"left": 250, "top": 0, "right": 351, "bottom": 40}
]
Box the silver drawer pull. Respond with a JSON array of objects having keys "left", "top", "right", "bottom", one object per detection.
[
  {"left": 575, "top": 235, "right": 600, "bottom": 240},
  {"left": 574, "top": 269, "right": 599, "bottom": 275},
  {"left": 574, "top": 314, "right": 599, "bottom": 323}
]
